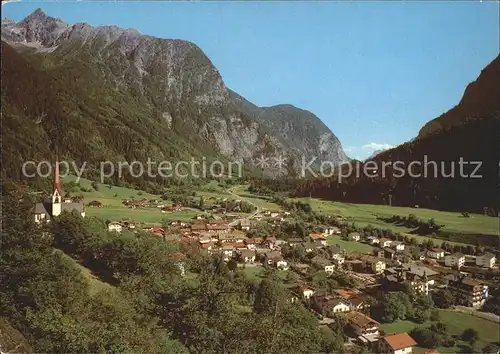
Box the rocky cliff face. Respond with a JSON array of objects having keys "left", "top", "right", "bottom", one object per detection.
[
  {"left": 229, "top": 90, "right": 348, "bottom": 166},
  {"left": 1, "top": 9, "right": 347, "bottom": 175}
]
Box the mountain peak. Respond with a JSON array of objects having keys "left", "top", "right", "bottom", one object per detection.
[
  {"left": 9, "top": 8, "right": 70, "bottom": 46},
  {"left": 23, "top": 8, "right": 49, "bottom": 22}
]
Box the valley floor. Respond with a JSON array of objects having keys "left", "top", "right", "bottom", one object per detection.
[{"left": 60, "top": 178, "right": 497, "bottom": 248}]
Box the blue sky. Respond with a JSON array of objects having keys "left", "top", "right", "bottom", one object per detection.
[{"left": 3, "top": 1, "right": 499, "bottom": 160}]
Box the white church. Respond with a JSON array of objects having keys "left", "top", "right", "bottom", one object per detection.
[{"left": 33, "top": 160, "right": 85, "bottom": 223}]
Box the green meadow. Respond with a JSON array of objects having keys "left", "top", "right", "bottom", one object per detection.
[
  {"left": 326, "top": 235, "right": 374, "bottom": 254},
  {"left": 229, "top": 185, "right": 282, "bottom": 210},
  {"left": 62, "top": 176, "right": 198, "bottom": 223},
  {"left": 380, "top": 309, "right": 500, "bottom": 353}
]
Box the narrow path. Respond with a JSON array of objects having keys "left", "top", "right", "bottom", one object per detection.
[{"left": 226, "top": 186, "right": 262, "bottom": 227}]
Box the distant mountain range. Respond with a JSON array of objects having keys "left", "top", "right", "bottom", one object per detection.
[
  {"left": 364, "top": 149, "right": 384, "bottom": 161},
  {"left": 1, "top": 9, "right": 347, "bottom": 183}
]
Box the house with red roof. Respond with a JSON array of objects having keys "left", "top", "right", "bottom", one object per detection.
[
  {"left": 310, "top": 233, "right": 327, "bottom": 246},
  {"left": 379, "top": 332, "right": 417, "bottom": 354},
  {"left": 151, "top": 227, "right": 165, "bottom": 238}
]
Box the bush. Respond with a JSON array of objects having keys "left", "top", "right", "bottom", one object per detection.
[
  {"left": 483, "top": 344, "right": 499, "bottom": 353},
  {"left": 461, "top": 328, "right": 479, "bottom": 344}
]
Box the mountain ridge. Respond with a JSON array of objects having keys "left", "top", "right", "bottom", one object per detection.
[{"left": 1, "top": 8, "right": 348, "bottom": 180}]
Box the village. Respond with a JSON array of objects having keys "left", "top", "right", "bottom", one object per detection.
[
  {"left": 31, "top": 170, "right": 499, "bottom": 354},
  {"left": 105, "top": 204, "right": 498, "bottom": 354}
]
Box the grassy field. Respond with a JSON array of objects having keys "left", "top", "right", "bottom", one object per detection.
[
  {"left": 63, "top": 175, "right": 159, "bottom": 207},
  {"left": 380, "top": 309, "right": 499, "bottom": 353},
  {"left": 241, "top": 266, "right": 296, "bottom": 284},
  {"left": 63, "top": 176, "right": 200, "bottom": 223},
  {"left": 230, "top": 185, "right": 282, "bottom": 210},
  {"left": 85, "top": 207, "right": 197, "bottom": 223},
  {"left": 299, "top": 197, "right": 499, "bottom": 237},
  {"left": 326, "top": 235, "right": 374, "bottom": 254},
  {"left": 233, "top": 187, "right": 497, "bottom": 245}
]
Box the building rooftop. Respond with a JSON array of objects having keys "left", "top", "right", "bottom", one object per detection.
[
  {"left": 382, "top": 332, "right": 417, "bottom": 351},
  {"left": 345, "top": 311, "right": 379, "bottom": 328}
]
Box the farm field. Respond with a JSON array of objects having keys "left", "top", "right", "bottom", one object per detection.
[
  {"left": 380, "top": 309, "right": 499, "bottom": 353},
  {"left": 326, "top": 235, "right": 373, "bottom": 254}
]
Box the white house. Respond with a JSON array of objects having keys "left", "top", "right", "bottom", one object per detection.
[
  {"left": 427, "top": 248, "right": 445, "bottom": 259},
  {"left": 348, "top": 232, "right": 361, "bottom": 242},
  {"left": 392, "top": 241, "right": 405, "bottom": 251},
  {"left": 302, "top": 287, "right": 314, "bottom": 299},
  {"left": 445, "top": 253, "right": 465, "bottom": 269},
  {"left": 366, "top": 236, "right": 380, "bottom": 245},
  {"left": 380, "top": 238, "right": 393, "bottom": 248},
  {"left": 108, "top": 222, "right": 123, "bottom": 233},
  {"left": 324, "top": 264, "right": 335, "bottom": 274},
  {"left": 324, "top": 227, "right": 341, "bottom": 235},
  {"left": 222, "top": 246, "right": 234, "bottom": 261},
  {"left": 379, "top": 332, "right": 417, "bottom": 354},
  {"left": 332, "top": 254, "right": 345, "bottom": 266},
  {"left": 476, "top": 253, "right": 496, "bottom": 268},
  {"left": 331, "top": 299, "right": 352, "bottom": 313},
  {"left": 276, "top": 260, "right": 289, "bottom": 270},
  {"left": 240, "top": 250, "right": 256, "bottom": 263}
]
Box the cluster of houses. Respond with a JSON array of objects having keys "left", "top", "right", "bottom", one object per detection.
[
  {"left": 426, "top": 248, "right": 497, "bottom": 269},
  {"left": 104, "top": 213, "right": 495, "bottom": 313},
  {"left": 121, "top": 198, "right": 164, "bottom": 209},
  {"left": 107, "top": 219, "right": 136, "bottom": 233},
  {"left": 360, "top": 238, "right": 496, "bottom": 271},
  {"left": 100, "top": 208, "right": 496, "bottom": 354},
  {"left": 289, "top": 285, "right": 426, "bottom": 354}
]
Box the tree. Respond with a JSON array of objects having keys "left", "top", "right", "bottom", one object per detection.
[
  {"left": 253, "top": 277, "right": 282, "bottom": 315},
  {"left": 319, "top": 326, "right": 345, "bottom": 353},
  {"left": 461, "top": 328, "right": 479, "bottom": 344},
  {"left": 378, "top": 292, "right": 412, "bottom": 322},
  {"left": 430, "top": 322, "right": 448, "bottom": 335},
  {"left": 432, "top": 289, "right": 454, "bottom": 309},
  {"left": 410, "top": 328, "right": 440, "bottom": 348},
  {"left": 227, "top": 258, "right": 238, "bottom": 272},
  {"left": 91, "top": 181, "right": 99, "bottom": 191}
]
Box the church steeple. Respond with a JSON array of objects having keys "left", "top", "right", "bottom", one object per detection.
[
  {"left": 53, "top": 156, "right": 62, "bottom": 195},
  {"left": 52, "top": 157, "right": 62, "bottom": 216}
]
